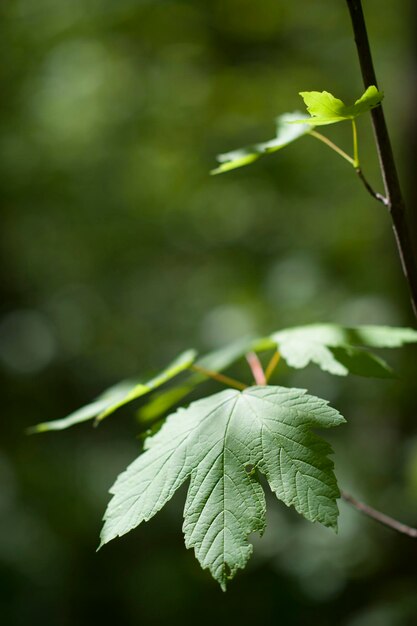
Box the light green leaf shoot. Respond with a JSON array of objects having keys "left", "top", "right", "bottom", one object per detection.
[
  {"left": 100, "top": 386, "right": 345, "bottom": 589},
  {"left": 294, "top": 85, "right": 384, "bottom": 126},
  {"left": 211, "top": 112, "right": 312, "bottom": 175}
]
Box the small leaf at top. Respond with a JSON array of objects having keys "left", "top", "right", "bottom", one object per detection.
[
  {"left": 293, "top": 85, "right": 383, "bottom": 126},
  {"left": 350, "top": 86, "right": 385, "bottom": 116},
  {"left": 100, "top": 385, "right": 344, "bottom": 589},
  {"left": 211, "top": 112, "right": 312, "bottom": 175}
]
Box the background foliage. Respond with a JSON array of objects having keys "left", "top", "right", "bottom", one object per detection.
[{"left": 1, "top": 0, "right": 417, "bottom": 624}]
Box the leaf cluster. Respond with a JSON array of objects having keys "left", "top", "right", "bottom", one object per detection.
[
  {"left": 212, "top": 86, "right": 383, "bottom": 174},
  {"left": 30, "top": 323, "right": 417, "bottom": 588},
  {"left": 31, "top": 324, "right": 416, "bottom": 434}
]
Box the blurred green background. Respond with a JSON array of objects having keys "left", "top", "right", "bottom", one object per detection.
[{"left": 1, "top": 0, "right": 417, "bottom": 624}]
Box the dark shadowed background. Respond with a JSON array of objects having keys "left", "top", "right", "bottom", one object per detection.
[{"left": 1, "top": 1, "right": 417, "bottom": 624}]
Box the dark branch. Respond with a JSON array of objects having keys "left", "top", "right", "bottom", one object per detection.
[
  {"left": 346, "top": 0, "right": 417, "bottom": 318},
  {"left": 341, "top": 490, "right": 417, "bottom": 538}
]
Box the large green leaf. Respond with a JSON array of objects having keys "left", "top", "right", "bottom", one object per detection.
[
  {"left": 211, "top": 112, "right": 312, "bottom": 175},
  {"left": 100, "top": 385, "right": 344, "bottom": 589},
  {"left": 294, "top": 85, "right": 383, "bottom": 126},
  {"left": 271, "top": 324, "right": 417, "bottom": 377}
]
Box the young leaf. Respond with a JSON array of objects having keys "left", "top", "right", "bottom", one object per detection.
[
  {"left": 211, "top": 112, "right": 312, "bottom": 175},
  {"left": 95, "top": 349, "right": 197, "bottom": 422},
  {"left": 27, "top": 381, "right": 137, "bottom": 434},
  {"left": 28, "top": 349, "right": 197, "bottom": 433},
  {"left": 271, "top": 323, "right": 417, "bottom": 377},
  {"left": 138, "top": 384, "right": 195, "bottom": 422},
  {"left": 350, "top": 85, "right": 385, "bottom": 116},
  {"left": 294, "top": 85, "right": 383, "bottom": 126},
  {"left": 100, "top": 385, "right": 344, "bottom": 589}
]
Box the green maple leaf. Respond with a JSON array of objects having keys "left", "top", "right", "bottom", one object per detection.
[
  {"left": 271, "top": 324, "right": 417, "bottom": 377},
  {"left": 211, "top": 112, "right": 312, "bottom": 175},
  {"left": 294, "top": 85, "right": 383, "bottom": 126},
  {"left": 99, "top": 385, "right": 344, "bottom": 589}
]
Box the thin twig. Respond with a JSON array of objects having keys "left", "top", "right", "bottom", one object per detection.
[
  {"left": 245, "top": 352, "right": 267, "bottom": 385},
  {"left": 355, "top": 168, "right": 388, "bottom": 206},
  {"left": 352, "top": 119, "right": 359, "bottom": 168},
  {"left": 341, "top": 490, "right": 417, "bottom": 538},
  {"left": 309, "top": 130, "right": 355, "bottom": 165},
  {"left": 346, "top": 0, "right": 417, "bottom": 318},
  {"left": 191, "top": 365, "right": 247, "bottom": 391},
  {"left": 265, "top": 351, "right": 281, "bottom": 382}
]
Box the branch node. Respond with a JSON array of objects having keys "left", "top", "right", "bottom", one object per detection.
[{"left": 355, "top": 167, "right": 389, "bottom": 206}]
